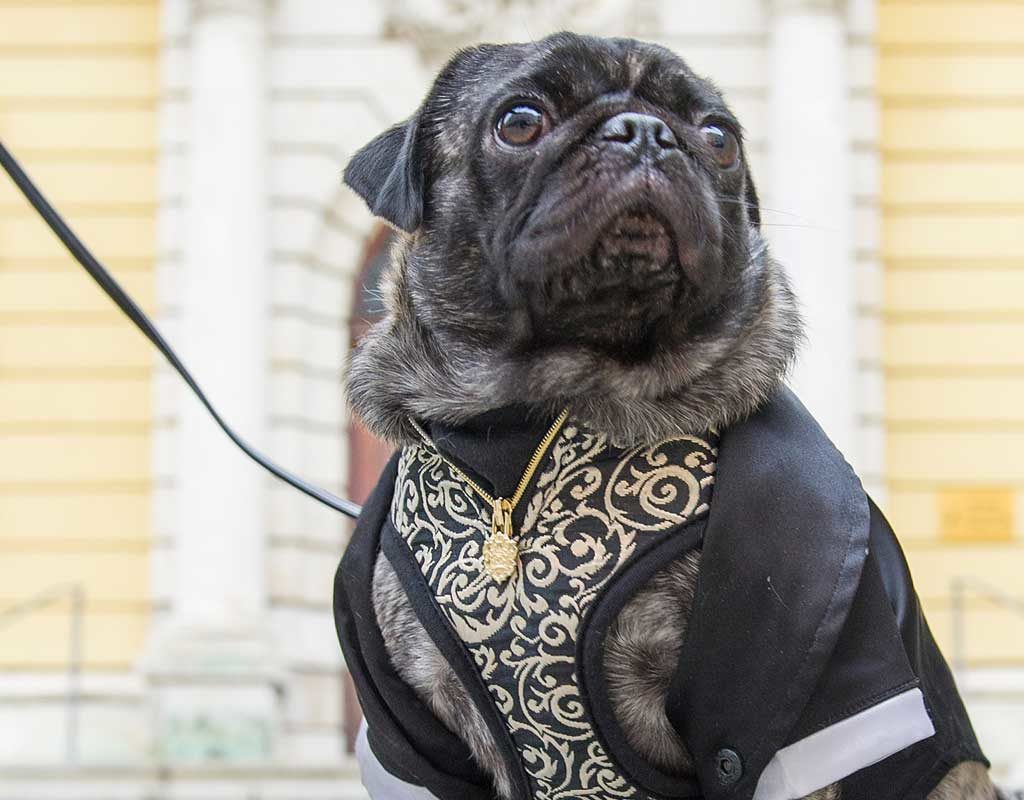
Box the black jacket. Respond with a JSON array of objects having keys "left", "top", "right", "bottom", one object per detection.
[{"left": 334, "top": 389, "right": 986, "bottom": 800}]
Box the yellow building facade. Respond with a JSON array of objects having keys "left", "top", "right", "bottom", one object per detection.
[
  {"left": 879, "top": 1, "right": 1024, "bottom": 666},
  {"left": 0, "top": 2, "right": 158, "bottom": 670}
]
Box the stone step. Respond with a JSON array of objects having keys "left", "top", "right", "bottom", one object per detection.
[
  {"left": 959, "top": 670, "right": 1024, "bottom": 787},
  {"left": 0, "top": 672, "right": 348, "bottom": 769},
  {"left": 0, "top": 673, "right": 147, "bottom": 764},
  {"left": 0, "top": 765, "right": 368, "bottom": 800}
]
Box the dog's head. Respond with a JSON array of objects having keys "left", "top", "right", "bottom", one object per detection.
[{"left": 344, "top": 33, "right": 800, "bottom": 445}]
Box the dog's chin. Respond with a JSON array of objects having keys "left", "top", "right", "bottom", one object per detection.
[
  {"left": 593, "top": 209, "right": 678, "bottom": 279},
  {"left": 529, "top": 210, "right": 683, "bottom": 351}
]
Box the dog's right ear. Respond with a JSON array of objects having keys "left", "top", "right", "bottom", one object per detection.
[{"left": 343, "top": 116, "right": 423, "bottom": 233}]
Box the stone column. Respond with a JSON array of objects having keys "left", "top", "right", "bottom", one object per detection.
[
  {"left": 767, "top": 0, "right": 858, "bottom": 459},
  {"left": 145, "top": 0, "right": 280, "bottom": 763}
]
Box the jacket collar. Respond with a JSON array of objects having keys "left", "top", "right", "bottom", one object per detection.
[
  {"left": 666, "top": 387, "right": 871, "bottom": 800},
  {"left": 424, "top": 404, "right": 558, "bottom": 499}
]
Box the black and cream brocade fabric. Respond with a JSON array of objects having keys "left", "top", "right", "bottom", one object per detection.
[{"left": 390, "top": 419, "right": 718, "bottom": 800}]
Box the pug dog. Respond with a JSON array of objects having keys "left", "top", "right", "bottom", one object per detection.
[{"left": 335, "top": 32, "right": 997, "bottom": 800}]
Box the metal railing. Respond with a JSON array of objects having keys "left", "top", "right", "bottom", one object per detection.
[
  {"left": 950, "top": 576, "right": 1024, "bottom": 682},
  {"left": 0, "top": 582, "right": 84, "bottom": 764}
]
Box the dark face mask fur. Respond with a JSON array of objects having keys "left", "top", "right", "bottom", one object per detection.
[{"left": 344, "top": 32, "right": 803, "bottom": 446}]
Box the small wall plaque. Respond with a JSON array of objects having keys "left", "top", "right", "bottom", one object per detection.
[{"left": 938, "top": 488, "right": 1015, "bottom": 542}]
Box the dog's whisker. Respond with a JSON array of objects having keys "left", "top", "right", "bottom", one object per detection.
[
  {"left": 716, "top": 197, "right": 807, "bottom": 220},
  {"left": 756, "top": 222, "right": 832, "bottom": 231},
  {"left": 712, "top": 204, "right": 827, "bottom": 235}
]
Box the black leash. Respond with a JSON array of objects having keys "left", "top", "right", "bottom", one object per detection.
[{"left": 0, "top": 140, "right": 362, "bottom": 520}]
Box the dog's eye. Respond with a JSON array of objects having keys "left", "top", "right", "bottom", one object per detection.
[
  {"left": 701, "top": 124, "right": 740, "bottom": 169},
  {"left": 496, "top": 105, "right": 547, "bottom": 147}
]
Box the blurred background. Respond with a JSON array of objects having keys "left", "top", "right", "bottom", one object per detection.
[{"left": 1, "top": 0, "right": 1022, "bottom": 797}]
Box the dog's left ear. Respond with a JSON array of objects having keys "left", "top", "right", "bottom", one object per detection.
[
  {"left": 343, "top": 115, "right": 423, "bottom": 233},
  {"left": 742, "top": 162, "right": 761, "bottom": 228}
]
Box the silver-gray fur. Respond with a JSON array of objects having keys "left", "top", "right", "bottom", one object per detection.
[
  {"left": 930, "top": 762, "right": 997, "bottom": 800},
  {"left": 373, "top": 553, "right": 515, "bottom": 799},
  {"left": 348, "top": 234, "right": 803, "bottom": 450},
  {"left": 602, "top": 549, "right": 700, "bottom": 772}
]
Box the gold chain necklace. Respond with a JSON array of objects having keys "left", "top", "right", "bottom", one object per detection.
[{"left": 408, "top": 409, "right": 570, "bottom": 583}]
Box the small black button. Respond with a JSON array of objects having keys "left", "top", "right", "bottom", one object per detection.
[{"left": 715, "top": 748, "right": 742, "bottom": 786}]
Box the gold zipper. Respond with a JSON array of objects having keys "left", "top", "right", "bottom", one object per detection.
[{"left": 408, "top": 409, "right": 570, "bottom": 582}]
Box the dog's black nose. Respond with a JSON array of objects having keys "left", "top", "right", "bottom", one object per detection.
[{"left": 599, "top": 113, "right": 678, "bottom": 153}]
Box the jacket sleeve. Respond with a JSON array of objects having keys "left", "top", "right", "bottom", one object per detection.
[
  {"left": 757, "top": 497, "right": 988, "bottom": 800},
  {"left": 754, "top": 536, "right": 935, "bottom": 800},
  {"left": 835, "top": 499, "right": 989, "bottom": 800},
  {"left": 333, "top": 451, "right": 495, "bottom": 800},
  {"left": 355, "top": 719, "right": 443, "bottom": 800}
]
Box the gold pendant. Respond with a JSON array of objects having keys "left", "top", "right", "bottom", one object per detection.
[
  {"left": 483, "top": 530, "right": 519, "bottom": 583},
  {"left": 485, "top": 497, "right": 518, "bottom": 583}
]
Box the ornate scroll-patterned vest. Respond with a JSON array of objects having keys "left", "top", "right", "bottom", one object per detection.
[
  {"left": 339, "top": 390, "right": 989, "bottom": 800},
  {"left": 389, "top": 418, "right": 718, "bottom": 800}
]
